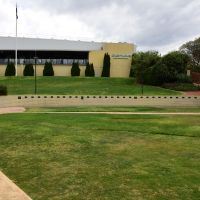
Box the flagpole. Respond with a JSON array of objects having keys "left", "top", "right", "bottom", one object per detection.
[{"left": 15, "top": 4, "right": 18, "bottom": 76}]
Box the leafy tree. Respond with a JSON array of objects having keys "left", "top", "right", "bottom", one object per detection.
[
  {"left": 85, "top": 62, "right": 95, "bottom": 77},
  {"left": 161, "top": 51, "right": 190, "bottom": 82},
  {"left": 151, "top": 61, "right": 170, "bottom": 85},
  {"left": 23, "top": 64, "right": 34, "bottom": 76},
  {"left": 43, "top": 62, "right": 54, "bottom": 76},
  {"left": 131, "top": 51, "right": 161, "bottom": 84},
  {"left": 101, "top": 53, "right": 110, "bottom": 77},
  {"left": 180, "top": 37, "right": 200, "bottom": 72},
  {"left": 5, "top": 62, "right": 16, "bottom": 76},
  {"left": 71, "top": 62, "right": 80, "bottom": 76}
]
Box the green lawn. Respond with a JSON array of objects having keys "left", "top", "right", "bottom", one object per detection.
[
  {"left": 27, "top": 106, "right": 200, "bottom": 113},
  {"left": 0, "top": 113, "right": 200, "bottom": 200},
  {"left": 0, "top": 77, "right": 180, "bottom": 95}
]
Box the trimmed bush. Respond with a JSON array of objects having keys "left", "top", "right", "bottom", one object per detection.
[
  {"left": 43, "top": 62, "right": 54, "bottom": 76},
  {"left": 23, "top": 64, "right": 34, "bottom": 76},
  {"left": 5, "top": 62, "right": 16, "bottom": 76},
  {"left": 0, "top": 85, "right": 7, "bottom": 96},
  {"left": 85, "top": 63, "right": 95, "bottom": 77},
  {"left": 71, "top": 62, "right": 80, "bottom": 76}
]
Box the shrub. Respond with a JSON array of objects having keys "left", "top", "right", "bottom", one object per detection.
[
  {"left": 163, "top": 83, "right": 200, "bottom": 91},
  {"left": 23, "top": 64, "right": 34, "bottom": 76},
  {"left": 71, "top": 62, "right": 80, "bottom": 76},
  {"left": 5, "top": 62, "right": 16, "bottom": 76},
  {"left": 176, "top": 74, "right": 192, "bottom": 83},
  {"left": 0, "top": 85, "right": 7, "bottom": 96},
  {"left": 43, "top": 62, "right": 54, "bottom": 76},
  {"left": 85, "top": 63, "right": 95, "bottom": 77}
]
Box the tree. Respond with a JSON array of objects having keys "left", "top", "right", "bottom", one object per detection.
[
  {"left": 180, "top": 37, "right": 200, "bottom": 72},
  {"left": 85, "top": 62, "right": 95, "bottom": 77},
  {"left": 131, "top": 51, "right": 161, "bottom": 84},
  {"left": 43, "top": 62, "right": 54, "bottom": 76},
  {"left": 161, "top": 51, "right": 190, "bottom": 82},
  {"left": 151, "top": 61, "right": 170, "bottom": 85},
  {"left": 5, "top": 62, "right": 16, "bottom": 76},
  {"left": 71, "top": 62, "right": 80, "bottom": 76},
  {"left": 23, "top": 64, "right": 34, "bottom": 76},
  {"left": 89, "top": 63, "right": 95, "bottom": 77},
  {"left": 101, "top": 53, "right": 110, "bottom": 77}
]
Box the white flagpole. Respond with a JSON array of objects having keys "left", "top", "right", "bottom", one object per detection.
[{"left": 15, "top": 3, "right": 18, "bottom": 76}]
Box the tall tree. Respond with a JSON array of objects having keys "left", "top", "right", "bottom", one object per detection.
[
  {"left": 180, "top": 37, "right": 200, "bottom": 72},
  {"left": 101, "top": 53, "right": 110, "bottom": 77},
  {"left": 131, "top": 51, "right": 161, "bottom": 84},
  {"left": 161, "top": 51, "right": 190, "bottom": 82}
]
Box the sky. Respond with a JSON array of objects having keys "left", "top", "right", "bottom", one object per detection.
[{"left": 0, "top": 0, "right": 200, "bottom": 54}]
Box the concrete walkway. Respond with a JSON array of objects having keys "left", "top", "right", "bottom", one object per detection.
[
  {"left": 26, "top": 111, "right": 200, "bottom": 115},
  {"left": 0, "top": 171, "right": 32, "bottom": 200},
  {"left": 0, "top": 107, "right": 200, "bottom": 115},
  {"left": 0, "top": 107, "right": 25, "bottom": 114}
]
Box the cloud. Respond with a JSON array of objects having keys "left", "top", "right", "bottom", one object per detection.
[{"left": 1, "top": 0, "right": 200, "bottom": 54}]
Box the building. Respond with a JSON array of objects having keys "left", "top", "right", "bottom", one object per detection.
[{"left": 0, "top": 36, "right": 136, "bottom": 77}]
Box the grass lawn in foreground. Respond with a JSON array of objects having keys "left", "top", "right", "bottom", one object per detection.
[
  {"left": 0, "top": 113, "right": 200, "bottom": 200},
  {"left": 0, "top": 77, "right": 180, "bottom": 95}
]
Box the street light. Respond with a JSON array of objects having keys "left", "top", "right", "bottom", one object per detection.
[{"left": 34, "top": 56, "right": 37, "bottom": 94}]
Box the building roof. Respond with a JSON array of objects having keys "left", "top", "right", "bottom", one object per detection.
[{"left": 0, "top": 36, "right": 103, "bottom": 51}]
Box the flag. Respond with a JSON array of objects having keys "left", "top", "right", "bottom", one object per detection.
[{"left": 16, "top": 4, "right": 18, "bottom": 20}]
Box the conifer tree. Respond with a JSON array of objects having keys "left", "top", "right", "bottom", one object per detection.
[
  {"left": 23, "top": 64, "right": 34, "bottom": 76},
  {"left": 5, "top": 62, "right": 16, "bottom": 76},
  {"left": 43, "top": 62, "right": 54, "bottom": 76},
  {"left": 71, "top": 62, "right": 80, "bottom": 76},
  {"left": 101, "top": 53, "right": 110, "bottom": 77}
]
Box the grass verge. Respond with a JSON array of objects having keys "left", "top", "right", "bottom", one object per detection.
[{"left": 0, "top": 77, "right": 180, "bottom": 95}]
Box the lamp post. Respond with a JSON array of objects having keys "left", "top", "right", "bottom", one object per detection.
[
  {"left": 141, "top": 70, "right": 144, "bottom": 96},
  {"left": 141, "top": 83, "right": 144, "bottom": 96},
  {"left": 34, "top": 56, "right": 37, "bottom": 94}
]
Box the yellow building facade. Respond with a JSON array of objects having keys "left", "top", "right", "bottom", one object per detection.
[{"left": 0, "top": 37, "right": 136, "bottom": 77}]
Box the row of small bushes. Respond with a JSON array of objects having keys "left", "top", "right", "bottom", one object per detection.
[{"left": 5, "top": 62, "right": 95, "bottom": 77}]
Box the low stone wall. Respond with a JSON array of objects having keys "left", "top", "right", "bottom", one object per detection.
[{"left": 0, "top": 95, "right": 200, "bottom": 108}]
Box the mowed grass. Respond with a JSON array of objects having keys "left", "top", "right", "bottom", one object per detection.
[
  {"left": 0, "top": 113, "right": 200, "bottom": 200},
  {"left": 0, "top": 77, "right": 180, "bottom": 95},
  {"left": 27, "top": 106, "right": 200, "bottom": 113}
]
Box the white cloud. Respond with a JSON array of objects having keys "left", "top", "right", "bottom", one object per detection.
[{"left": 0, "top": 0, "right": 200, "bottom": 54}]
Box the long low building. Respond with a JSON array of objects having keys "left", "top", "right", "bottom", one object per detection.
[{"left": 0, "top": 36, "right": 136, "bottom": 77}]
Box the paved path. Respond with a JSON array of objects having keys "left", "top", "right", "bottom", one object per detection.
[
  {"left": 0, "top": 108, "right": 200, "bottom": 115},
  {"left": 0, "top": 107, "right": 25, "bottom": 114},
  {"left": 0, "top": 171, "right": 32, "bottom": 200},
  {"left": 184, "top": 91, "right": 200, "bottom": 96},
  {"left": 26, "top": 111, "right": 200, "bottom": 115}
]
